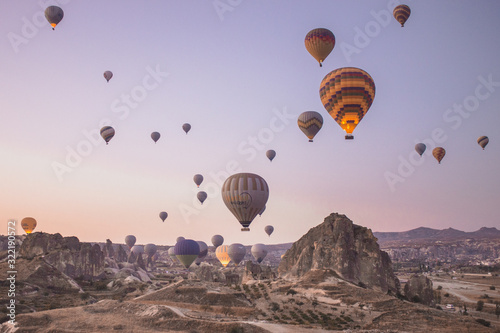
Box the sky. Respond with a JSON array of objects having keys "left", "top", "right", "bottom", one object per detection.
[{"left": 1, "top": 1, "right": 500, "bottom": 247}]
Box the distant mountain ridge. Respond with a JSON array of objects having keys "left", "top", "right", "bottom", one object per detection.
[{"left": 373, "top": 226, "right": 500, "bottom": 242}]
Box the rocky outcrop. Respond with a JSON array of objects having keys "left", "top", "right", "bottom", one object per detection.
[
  {"left": 278, "top": 213, "right": 399, "bottom": 294},
  {"left": 243, "top": 261, "right": 275, "bottom": 282},
  {"left": 404, "top": 274, "right": 434, "bottom": 306},
  {"left": 19, "top": 232, "right": 105, "bottom": 281}
]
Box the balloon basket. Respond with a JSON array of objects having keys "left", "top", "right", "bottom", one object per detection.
[
  {"left": 345, "top": 134, "right": 354, "bottom": 140},
  {"left": 241, "top": 227, "right": 250, "bottom": 231}
]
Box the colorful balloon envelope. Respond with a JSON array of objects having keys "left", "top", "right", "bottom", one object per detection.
[
  {"left": 477, "top": 136, "right": 489, "bottom": 150},
  {"left": 393, "top": 5, "right": 411, "bottom": 27},
  {"left": 221, "top": 173, "right": 269, "bottom": 231},
  {"left": 193, "top": 174, "right": 203, "bottom": 187},
  {"left": 320, "top": 67, "right": 375, "bottom": 139},
  {"left": 432, "top": 147, "right": 446, "bottom": 164},
  {"left": 45, "top": 6, "right": 64, "bottom": 30},
  {"left": 251, "top": 243, "right": 268, "bottom": 263},
  {"left": 100, "top": 126, "right": 115, "bottom": 145},
  {"left": 103, "top": 71, "right": 113, "bottom": 83},
  {"left": 174, "top": 239, "right": 200, "bottom": 268},
  {"left": 305, "top": 28, "right": 336, "bottom": 67},
  {"left": 211, "top": 234, "right": 224, "bottom": 248},
  {"left": 151, "top": 132, "right": 161, "bottom": 143},
  {"left": 298, "top": 111, "right": 323, "bottom": 142},
  {"left": 415, "top": 143, "right": 426, "bottom": 156},
  {"left": 215, "top": 245, "right": 231, "bottom": 267},
  {"left": 264, "top": 225, "right": 274, "bottom": 237},
  {"left": 266, "top": 150, "right": 276, "bottom": 162},
  {"left": 21, "top": 217, "right": 37, "bottom": 234},
  {"left": 182, "top": 123, "right": 191, "bottom": 134},
  {"left": 125, "top": 235, "right": 136, "bottom": 249},
  {"left": 228, "top": 243, "right": 246, "bottom": 266},
  {"left": 159, "top": 211, "right": 168, "bottom": 222}
]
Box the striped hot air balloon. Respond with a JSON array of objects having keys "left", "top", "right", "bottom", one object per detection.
[
  {"left": 194, "top": 241, "right": 208, "bottom": 265},
  {"left": 21, "top": 217, "right": 37, "bottom": 234},
  {"left": 393, "top": 5, "right": 411, "bottom": 27},
  {"left": 320, "top": 67, "right": 376, "bottom": 140},
  {"left": 432, "top": 147, "right": 446, "bottom": 164},
  {"left": 297, "top": 111, "right": 323, "bottom": 142},
  {"left": 477, "top": 136, "right": 489, "bottom": 150},
  {"left": 174, "top": 239, "right": 200, "bottom": 268},
  {"left": 45, "top": 6, "right": 64, "bottom": 30},
  {"left": 305, "top": 28, "right": 336, "bottom": 67},
  {"left": 100, "top": 126, "right": 115, "bottom": 145},
  {"left": 215, "top": 245, "right": 231, "bottom": 267},
  {"left": 221, "top": 173, "right": 269, "bottom": 231}
]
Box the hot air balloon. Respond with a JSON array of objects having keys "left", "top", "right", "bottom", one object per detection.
[
  {"left": 259, "top": 205, "right": 266, "bottom": 217},
  {"left": 45, "top": 6, "right": 64, "bottom": 30},
  {"left": 211, "top": 234, "right": 224, "bottom": 248},
  {"left": 195, "top": 241, "right": 208, "bottom": 266},
  {"left": 266, "top": 150, "right": 276, "bottom": 162},
  {"left": 215, "top": 245, "right": 231, "bottom": 267},
  {"left": 125, "top": 235, "right": 136, "bottom": 249},
  {"left": 197, "top": 191, "right": 207, "bottom": 205},
  {"left": 415, "top": 143, "right": 426, "bottom": 157},
  {"left": 251, "top": 244, "right": 268, "bottom": 263},
  {"left": 320, "top": 67, "right": 375, "bottom": 140},
  {"left": 100, "top": 126, "right": 115, "bottom": 145},
  {"left": 159, "top": 211, "right": 168, "bottom": 222},
  {"left": 193, "top": 174, "right": 204, "bottom": 187},
  {"left": 174, "top": 239, "right": 200, "bottom": 268},
  {"left": 478, "top": 136, "right": 489, "bottom": 150},
  {"left": 131, "top": 245, "right": 144, "bottom": 256},
  {"left": 176, "top": 236, "right": 185, "bottom": 243},
  {"left": 305, "top": 28, "right": 335, "bottom": 67},
  {"left": 21, "top": 217, "right": 37, "bottom": 234},
  {"left": 393, "top": 5, "right": 411, "bottom": 27},
  {"left": 264, "top": 225, "right": 274, "bottom": 237},
  {"left": 145, "top": 243, "right": 157, "bottom": 257},
  {"left": 168, "top": 247, "right": 178, "bottom": 263},
  {"left": 221, "top": 173, "right": 269, "bottom": 231},
  {"left": 297, "top": 111, "right": 323, "bottom": 142},
  {"left": 103, "top": 71, "right": 113, "bottom": 83},
  {"left": 432, "top": 147, "right": 446, "bottom": 164},
  {"left": 228, "top": 243, "right": 246, "bottom": 266},
  {"left": 151, "top": 132, "right": 161, "bottom": 143},
  {"left": 182, "top": 123, "right": 191, "bottom": 134}
]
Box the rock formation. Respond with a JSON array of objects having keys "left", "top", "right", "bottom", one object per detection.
[
  {"left": 404, "top": 274, "right": 434, "bottom": 306},
  {"left": 278, "top": 213, "right": 399, "bottom": 294},
  {"left": 243, "top": 261, "right": 275, "bottom": 282},
  {"left": 20, "top": 232, "right": 105, "bottom": 281}
]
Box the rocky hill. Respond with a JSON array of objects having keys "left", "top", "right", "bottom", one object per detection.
[
  {"left": 278, "top": 213, "right": 399, "bottom": 294},
  {"left": 374, "top": 226, "right": 500, "bottom": 244}
]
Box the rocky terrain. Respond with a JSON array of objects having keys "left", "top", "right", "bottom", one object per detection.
[{"left": 0, "top": 213, "right": 498, "bottom": 332}]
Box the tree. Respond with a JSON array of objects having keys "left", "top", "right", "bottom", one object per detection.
[
  {"left": 286, "top": 289, "right": 297, "bottom": 297},
  {"left": 495, "top": 302, "right": 500, "bottom": 320},
  {"left": 476, "top": 300, "right": 484, "bottom": 312}
]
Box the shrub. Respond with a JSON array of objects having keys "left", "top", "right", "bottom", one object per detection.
[
  {"left": 437, "top": 285, "right": 443, "bottom": 290},
  {"left": 444, "top": 293, "right": 450, "bottom": 297},
  {"left": 476, "top": 300, "right": 484, "bottom": 311},
  {"left": 489, "top": 285, "right": 496, "bottom": 290},
  {"left": 475, "top": 318, "right": 490, "bottom": 327}
]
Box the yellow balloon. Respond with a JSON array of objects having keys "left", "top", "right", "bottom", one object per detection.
[
  {"left": 215, "top": 245, "right": 231, "bottom": 267},
  {"left": 21, "top": 217, "right": 37, "bottom": 234}
]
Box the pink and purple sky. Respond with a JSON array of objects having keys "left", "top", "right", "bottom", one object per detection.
[{"left": 1, "top": 1, "right": 499, "bottom": 246}]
